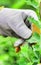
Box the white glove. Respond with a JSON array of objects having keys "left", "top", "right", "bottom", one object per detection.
[{"left": 0, "top": 8, "right": 38, "bottom": 47}]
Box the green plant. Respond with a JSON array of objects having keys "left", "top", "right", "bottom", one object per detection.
[{"left": 0, "top": 0, "right": 41, "bottom": 65}]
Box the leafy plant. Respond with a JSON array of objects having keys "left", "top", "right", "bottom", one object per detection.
[{"left": 0, "top": 0, "right": 41, "bottom": 65}]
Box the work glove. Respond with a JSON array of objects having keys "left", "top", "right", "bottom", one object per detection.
[{"left": 0, "top": 8, "right": 38, "bottom": 52}]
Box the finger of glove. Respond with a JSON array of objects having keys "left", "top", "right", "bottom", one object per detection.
[
  {"left": 24, "top": 9, "right": 38, "bottom": 21},
  {"left": 14, "top": 39, "right": 24, "bottom": 47}
]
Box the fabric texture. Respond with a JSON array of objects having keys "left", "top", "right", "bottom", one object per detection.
[{"left": 0, "top": 8, "right": 33, "bottom": 39}]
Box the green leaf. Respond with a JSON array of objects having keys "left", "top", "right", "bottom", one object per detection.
[
  {"left": 11, "top": 0, "right": 25, "bottom": 9},
  {"left": 26, "top": 0, "right": 39, "bottom": 9},
  {"left": 28, "top": 17, "right": 41, "bottom": 29},
  {"left": 27, "top": 32, "right": 40, "bottom": 43}
]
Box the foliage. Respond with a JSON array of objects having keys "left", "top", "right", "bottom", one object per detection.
[
  {"left": 0, "top": 0, "right": 41, "bottom": 65},
  {"left": 0, "top": 32, "right": 41, "bottom": 65}
]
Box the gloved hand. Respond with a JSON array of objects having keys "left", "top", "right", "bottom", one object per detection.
[{"left": 0, "top": 8, "right": 38, "bottom": 52}]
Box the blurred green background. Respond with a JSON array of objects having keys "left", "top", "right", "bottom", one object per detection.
[{"left": 0, "top": 0, "right": 41, "bottom": 65}]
